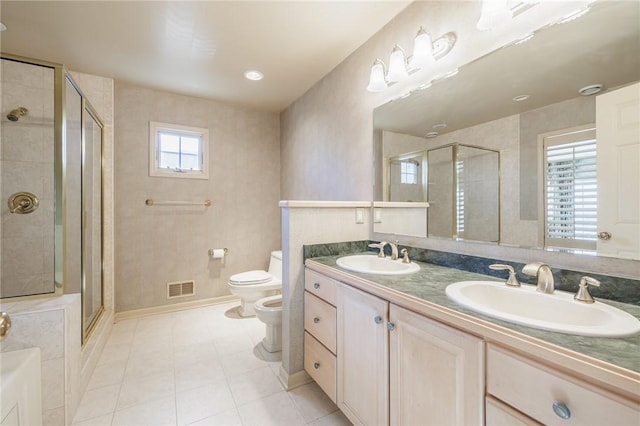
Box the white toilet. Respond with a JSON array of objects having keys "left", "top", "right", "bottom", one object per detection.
[
  {"left": 228, "top": 250, "right": 282, "bottom": 317},
  {"left": 254, "top": 294, "right": 283, "bottom": 353}
]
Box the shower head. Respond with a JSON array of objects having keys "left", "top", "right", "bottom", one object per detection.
[{"left": 7, "top": 107, "right": 28, "bottom": 122}]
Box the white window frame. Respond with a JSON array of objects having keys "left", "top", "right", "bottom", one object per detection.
[
  {"left": 539, "top": 124, "right": 597, "bottom": 251},
  {"left": 149, "top": 121, "right": 209, "bottom": 179}
]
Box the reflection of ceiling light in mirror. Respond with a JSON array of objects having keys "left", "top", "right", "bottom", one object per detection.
[
  {"left": 433, "top": 123, "right": 447, "bottom": 129},
  {"left": 244, "top": 70, "right": 264, "bottom": 81},
  {"left": 513, "top": 94, "right": 530, "bottom": 102},
  {"left": 558, "top": 7, "right": 590, "bottom": 24},
  {"left": 425, "top": 131, "right": 439, "bottom": 138},
  {"left": 477, "top": 0, "right": 513, "bottom": 31},
  {"left": 579, "top": 84, "right": 603, "bottom": 96},
  {"left": 0, "top": 22, "right": 6, "bottom": 31}
]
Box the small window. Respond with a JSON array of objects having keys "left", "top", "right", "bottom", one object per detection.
[
  {"left": 543, "top": 126, "right": 597, "bottom": 251},
  {"left": 400, "top": 161, "right": 418, "bottom": 184},
  {"left": 149, "top": 122, "right": 209, "bottom": 179}
]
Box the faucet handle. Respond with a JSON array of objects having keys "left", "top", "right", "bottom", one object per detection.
[
  {"left": 368, "top": 242, "right": 388, "bottom": 258},
  {"left": 400, "top": 248, "right": 410, "bottom": 264},
  {"left": 489, "top": 264, "right": 521, "bottom": 287},
  {"left": 574, "top": 276, "right": 600, "bottom": 304}
]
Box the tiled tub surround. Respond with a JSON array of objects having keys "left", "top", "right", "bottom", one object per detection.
[
  {"left": 303, "top": 245, "right": 640, "bottom": 376},
  {"left": 305, "top": 255, "right": 640, "bottom": 407}
]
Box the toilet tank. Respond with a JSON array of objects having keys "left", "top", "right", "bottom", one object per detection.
[{"left": 268, "top": 250, "right": 283, "bottom": 280}]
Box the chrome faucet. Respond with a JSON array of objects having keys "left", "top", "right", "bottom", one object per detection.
[
  {"left": 389, "top": 240, "right": 399, "bottom": 260},
  {"left": 522, "top": 262, "right": 555, "bottom": 294},
  {"left": 368, "top": 241, "right": 388, "bottom": 258}
]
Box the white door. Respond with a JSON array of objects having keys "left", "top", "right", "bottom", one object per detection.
[
  {"left": 596, "top": 82, "right": 640, "bottom": 259},
  {"left": 336, "top": 283, "right": 389, "bottom": 426},
  {"left": 389, "top": 304, "right": 484, "bottom": 426}
]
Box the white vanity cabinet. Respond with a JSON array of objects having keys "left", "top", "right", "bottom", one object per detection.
[
  {"left": 486, "top": 344, "right": 640, "bottom": 426},
  {"left": 332, "top": 277, "right": 484, "bottom": 426}
]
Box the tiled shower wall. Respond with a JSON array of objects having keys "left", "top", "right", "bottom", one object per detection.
[{"left": 1, "top": 59, "right": 56, "bottom": 298}]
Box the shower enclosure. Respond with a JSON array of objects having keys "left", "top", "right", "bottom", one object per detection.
[{"left": 1, "top": 55, "right": 104, "bottom": 342}]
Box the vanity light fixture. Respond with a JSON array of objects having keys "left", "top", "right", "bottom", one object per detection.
[
  {"left": 477, "top": 0, "right": 512, "bottom": 31},
  {"left": 244, "top": 70, "right": 264, "bottom": 81},
  {"left": 366, "top": 28, "right": 456, "bottom": 92}
]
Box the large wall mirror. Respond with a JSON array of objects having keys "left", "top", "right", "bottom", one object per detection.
[{"left": 373, "top": 0, "right": 640, "bottom": 259}]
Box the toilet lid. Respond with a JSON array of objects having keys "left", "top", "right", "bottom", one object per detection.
[{"left": 229, "top": 270, "right": 273, "bottom": 285}]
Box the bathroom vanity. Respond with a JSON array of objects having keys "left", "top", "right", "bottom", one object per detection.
[{"left": 303, "top": 255, "right": 640, "bottom": 426}]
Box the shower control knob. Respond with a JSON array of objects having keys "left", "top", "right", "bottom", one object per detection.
[
  {"left": 313, "top": 317, "right": 320, "bottom": 324},
  {"left": 313, "top": 282, "right": 320, "bottom": 289},
  {"left": 313, "top": 362, "right": 320, "bottom": 369}
]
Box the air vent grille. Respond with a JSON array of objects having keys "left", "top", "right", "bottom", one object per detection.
[{"left": 167, "top": 280, "right": 195, "bottom": 299}]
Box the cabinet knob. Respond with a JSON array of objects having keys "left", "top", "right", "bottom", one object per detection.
[
  {"left": 552, "top": 401, "right": 571, "bottom": 420},
  {"left": 374, "top": 316, "right": 383, "bottom": 324},
  {"left": 313, "top": 282, "right": 320, "bottom": 289},
  {"left": 387, "top": 322, "right": 396, "bottom": 331},
  {"left": 313, "top": 362, "right": 320, "bottom": 369},
  {"left": 313, "top": 316, "right": 320, "bottom": 324}
]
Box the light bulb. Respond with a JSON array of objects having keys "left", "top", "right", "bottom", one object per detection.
[
  {"left": 366, "top": 59, "right": 388, "bottom": 92},
  {"left": 477, "top": 0, "right": 512, "bottom": 31},
  {"left": 386, "top": 44, "right": 408, "bottom": 83},
  {"left": 409, "top": 27, "right": 433, "bottom": 70}
]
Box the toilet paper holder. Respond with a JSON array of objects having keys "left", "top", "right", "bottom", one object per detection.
[{"left": 208, "top": 248, "right": 228, "bottom": 258}]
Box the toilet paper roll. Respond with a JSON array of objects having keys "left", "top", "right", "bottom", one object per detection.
[{"left": 209, "top": 248, "right": 226, "bottom": 259}]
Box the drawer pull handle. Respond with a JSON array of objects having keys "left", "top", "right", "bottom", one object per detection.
[
  {"left": 314, "top": 362, "right": 320, "bottom": 369},
  {"left": 552, "top": 402, "right": 571, "bottom": 420},
  {"left": 313, "top": 317, "right": 320, "bottom": 324},
  {"left": 387, "top": 322, "right": 396, "bottom": 331},
  {"left": 374, "top": 316, "right": 383, "bottom": 324},
  {"left": 314, "top": 282, "right": 320, "bottom": 289}
]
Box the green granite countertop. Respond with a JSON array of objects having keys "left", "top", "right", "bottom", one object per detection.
[{"left": 308, "top": 253, "right": 640, "bottom": 374}]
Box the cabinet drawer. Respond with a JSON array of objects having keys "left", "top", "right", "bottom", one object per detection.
[
  {"left": 305, "top": 331, "right": 336, "bottom": 403},
  {"left": 486, "top": 396, "right": 541, "bottom": 426},
  {"left": 305, "top": 268, "right": 337, "bottom": 305},
  {"left": 304, "top": 292, "right": 337, "bottom": 354},
  {"left": 487, "top": 345, "right": 640, "bottom": 425}
]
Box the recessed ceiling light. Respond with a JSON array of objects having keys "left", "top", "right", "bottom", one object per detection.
[
  {"left": 432, "top": 123, "right": 447, "bottom": 129},
  {"left": 425, "top": 131, "right": 439, "bottom": 138},
  {"left": 513, "top": 94, "right": 530, "bottom": 102},
  {"left": 244, "top": 70, "right": 263, "bottom": 81},
  {"left": 0, "top": 22, "right": 7, "bottom": 32},
  {"left": 579, "top": 84, "right": 603, "bottom": 96}
]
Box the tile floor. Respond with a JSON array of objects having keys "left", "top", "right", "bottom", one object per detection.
[{"left": 72, "top": 302, "right": 351, "bottom": 426}]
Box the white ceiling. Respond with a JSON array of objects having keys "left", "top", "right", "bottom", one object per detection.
[{"left": 0, "top": 1, "right": 410, "bottom": 112}]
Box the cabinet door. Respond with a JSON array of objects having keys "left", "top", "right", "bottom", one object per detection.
[
  {"left": 389, "top": 304, "right": 484, "bottom": 426},
  {"left": 337, "top": 283, "right": 389, "bottom": 426}
]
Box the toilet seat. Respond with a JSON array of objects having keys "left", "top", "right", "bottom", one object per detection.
[
  {"left": 255, "top": 295, "right": 282, "bottom": 312},
  {"left": 229, "top": 270, "right": 274, "bottom": 286}
]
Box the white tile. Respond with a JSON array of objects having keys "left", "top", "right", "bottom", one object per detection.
[
  {"left": 212, "top": 332, "right": 256, "bottom": 356},
  {"left": 174, "top": 341, "right": 218, "bottom": 365},
  {"left": 87, "top": 359, "right": 127, "bottom": 390},
  {"left": 175, "top": 357, "right": 226, "bottom": 393},
  {"left": 176, "top": 382, "right": 236, "bottom": 426},
  {"left": 236, "top": 391, "right": 305, "bottom": 426},
  {"left": 187, "top": 407, "right": 242, "bottom": 426},
  {"left": 220, "top": 348, "right": 269, "bottom": 378},
  {"left": 111, "top": 395, "right": 176, "bottom": 426},
  {"left": 124, "top": 351, "right": 174, "bottom": 382},
  {"left": 73, "top": 384, "right": 120, "bottom": 423},
  {"left": 117, "top": 372, "right": 175, "bottom": 409},
  {"left": 130, "top": 332, "right": 173, "bottom": 358},
  {"left": 72, "top": 412, "right": 114, "bottom": 426},
  {"left": 98, "top": 342, "right": 131, "bottom": 365},
  {"left": 307, "top": 410, "right": 352, "bottom": 426},
  {"left": 288, "top": 382, "right": 338, "bottom": 423},
  {"left": 228, "top": 366, "right": 284, "bottom": 406},
  {"left": 42, "top": 407, "right": 65, "bottom": 426},
  {"left": 173, "top": 325, "right": 212, "bottom": 347}
]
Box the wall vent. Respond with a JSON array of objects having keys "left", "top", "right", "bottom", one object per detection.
[{"left": 167, "top": 280, "right": 195, "bottom": 299}]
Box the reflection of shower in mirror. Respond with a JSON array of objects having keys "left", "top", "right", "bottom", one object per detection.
[{"left": 6, "top": 106, "right": 28, "bottom": 121}]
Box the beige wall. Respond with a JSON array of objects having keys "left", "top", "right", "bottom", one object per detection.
[{"left": 114, "top": 82, "right": 281, "bottom": 312}]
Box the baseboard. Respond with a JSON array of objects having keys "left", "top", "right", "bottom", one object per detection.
[
  {"left": 278, "top": 365, "right": 313, "bottom": 391},
  {"left": 114, "top": 295, "right": 240, "bottom": 322}
]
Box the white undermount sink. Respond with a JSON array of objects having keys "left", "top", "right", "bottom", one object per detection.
[
  {"left": 445, "top": 281, "right": 640, "bottom": 337},
  {"left": 336, "top": 254, "right": 420, "bottom": 275}
]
